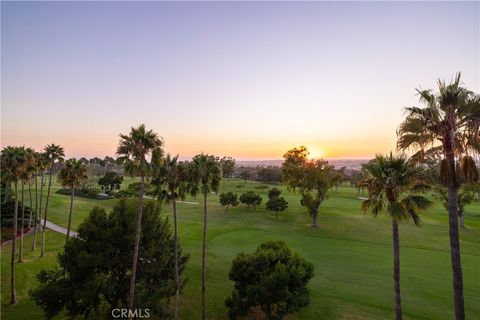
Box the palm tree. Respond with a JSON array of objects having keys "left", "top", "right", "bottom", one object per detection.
[
  {"left": 397, "top": 73, "right": 479, "bottom": 319},
  {"left": 116, "top": 124, "right": 163, "bottom": 312},
  {"left": 1, "top": 146, "right": 30, "bottom": 304},
  {"left": 18, "top": 148, "right": 35, "bottom": 263},
  {"left": 57, "top": 158, "right": 88, "bottom": 243},
  {"left": 361, "top": 154, "right": 432, "bottom": 320},
  {"left": 41, "top": 144, "right": 65, "bottom": 257},
  {"left": 152, "top": 154, "right": 188, "bottom": 320},
  {"left": 32, "top": 152, "right": 48, "bottom": 250},
  {"left": 189, "top": 154, "right": 222, "bottom": 320}
]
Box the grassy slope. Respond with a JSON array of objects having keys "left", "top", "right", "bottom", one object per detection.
[{"left": 1, "top": 179, "right": 479, "bottom": 319}]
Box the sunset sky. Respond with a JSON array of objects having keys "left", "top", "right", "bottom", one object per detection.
[{"left": 2, "top": 1, "right": 479, "bottom": 160}]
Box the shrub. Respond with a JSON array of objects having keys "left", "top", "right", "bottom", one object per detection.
[
  {"left": 225, "top": 241, "right": 314, "bottom": 320},
  {"left": 219, "top": 192, "right": 239, "bottom": 213},
  {"left": 239, "top": 191, "right": 262, "bottom": 209}
]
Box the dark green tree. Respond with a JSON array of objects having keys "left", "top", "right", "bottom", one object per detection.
[
  {"left": 225, "top": 240, "right": 314, "bottom": 320},
  {"left": 239, "top": 191, "right": 262, "bottom": 209},
  {"left": 98, "top": 171, "right": 124, "bottom": 192},
  {"left": 219, "top": 192, "right": 239, "bottom": 213},
  {"left": 266, "top": 188, "right": 288, "bottom": 219},
  {"left": 30, "top": 199, "right": 188, "bottom": 319}
]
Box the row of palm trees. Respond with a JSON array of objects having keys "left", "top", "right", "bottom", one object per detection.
[
  {"left": 2, "top": 144, "right": 64, "bottom": 304},
  {"left": 116, "top": 124, "right": 221, "bottom": 320},
  {"left": 362, "top": 73, "right": 479, "bottom": 320}
]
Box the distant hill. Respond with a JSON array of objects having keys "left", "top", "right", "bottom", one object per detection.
[{"left": 236, "top": 159, "right": 368, "bottom": 170}]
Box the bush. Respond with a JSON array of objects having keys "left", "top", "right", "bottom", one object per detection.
[
  {"left": 1, "top": 199, "right": 31, "bottom": 230},
  {"left": 56, "top": 186, "right": 110, "bottom": 200},
  {"left": 225, "top": 241, "right": 314, "bottom": 320},
  {"left": 235, "top": 185, "right": 244, "bottom": 189},
  {"left": 239, "top": 191, "right": 262, "bottom": 209},
  {"left": 254, "top": 185, "right": 269, "bottom": 190},
  {"left": 219, "top": 192, "right": 239, "bottom": 213},
  {"left": 31, "top": 199, "right": 188, "bottom": 319}
]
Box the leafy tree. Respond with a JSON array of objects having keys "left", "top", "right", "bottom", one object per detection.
[
  {"left": 116, "top": 124, "right": 163, "bottom": 311},
  {"left": 257, "top": 166, "right": 282, "bottom": 182},
  {"left": 151, "top": 154, "right": 189, "bottom": 320},
  {"left": 239, "top": 191, "right": 262, "bottom": 209},
  {"left": 98, "top": 171, "right": 123, "bottom": 192},
  {"left": 219, "top": 156, "right": 236, "bottom": 179},
  {"left": 57, "top": 159, "right": 88, "bottom": 243},
  {"left": 266, "top": 188, "right": 288, "bottom": 219},
  {"left": 219, "top": 192, "right": 239, "bottom": 213},
  {"left": 225, "top": 240, "right": 314, "bottom": 320},
  {"left": 189, "top": 153, "right": 222, "bottom": 320},
  {"left": 361, "top": 154, "right": 432, "bottom": 320},
  {"left": 268, "top": 187, "right": 282, "bottom": 198},
  {"left": 239, "top": 169, "right": 251, "bottom": 182},
  {"left": 30, "top": 199, "right": 188, "bottom": 319},
  {"left": 282, "top": 146, "right": 339, "bottom": 227},
  {"left": 1, "top": 146, "right": 32, "bottom": 304},
  {"left": 397, "top": 73, "right": 479, "bottom": 319},
  {"left": 41, "top": 144, "right": 65, "bottom": 257}
]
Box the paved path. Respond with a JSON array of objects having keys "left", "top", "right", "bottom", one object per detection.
[{"left": 40, "top": 219, "right": 78, "bottom": 237}]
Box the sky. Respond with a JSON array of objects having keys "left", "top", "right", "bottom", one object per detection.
[{"left": 1, "top": 1, "right": 479, "bottom": 160}]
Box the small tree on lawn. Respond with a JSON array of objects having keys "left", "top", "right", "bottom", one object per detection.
[
  {"left": 266, "top": 188, "right": 288, "bottom": 219},
  {"left": 225, "top": 240, "right": 314, "bottom": 320},
  {"left": 239, "top": 191, "right": 262, "bottom": 209},
  {"left": 282, "top": 146, "right": 340, "bottom": 227},
  {"left": 219, "top": 192, "right": 239, "bottom": 213}
]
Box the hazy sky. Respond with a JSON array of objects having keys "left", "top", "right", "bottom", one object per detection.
[{"left": 2, "top": 1, "right": 479, "bottom": 160}]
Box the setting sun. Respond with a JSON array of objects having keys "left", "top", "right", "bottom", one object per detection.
[{"left": 306, "top": 146, "right": 325, "bottom": 160}]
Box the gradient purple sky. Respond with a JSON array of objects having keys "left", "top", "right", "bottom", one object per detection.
[{"left": 2, "top": 1, "right": 479, "bottom": 160}]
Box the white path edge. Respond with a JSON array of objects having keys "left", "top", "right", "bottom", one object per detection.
[{"left": 40, "top": 219, "right": 78, "bottom": 237}]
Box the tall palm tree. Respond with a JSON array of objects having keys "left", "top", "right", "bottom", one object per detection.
[
  {"left": 361, "top": 154, "right": 432, "bottom": 320},
  {"left": 57, "top": 158, "right": 88, "bottom": 243},
  {"left": 189, "top": 154, "right": 222, "bottom": 320},
  {"left": 41, "top": 144, "right": 65, "bottom": 257},
  {"left": 18, "top": 148, "right": 35, "bottom": 263},
  {"left": 1, "top": 146, "right": 30, "bottom": 304},
  {"left": 116, "top": 124, "right": 163, "bottom": 312},
  {"left": 397, "top": 73, "right": 479, "bottom": 319},
  {"left": 32, "top": 152, "right": 48, "bottom": 250},
  {"left": 152, "top": 154, "right": 188, "bottom": 320}
]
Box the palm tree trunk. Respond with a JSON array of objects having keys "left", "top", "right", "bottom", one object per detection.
[
  {"left": 66, "top": 187, "right": 74, "bottom": 243},
  {"left": 18, "top": 181, "right": 25, "bottom": 263},
  {"left": 34, "top": 173, "right": 44, "bottom": 251},
  {"left": 173, "top": 197, "right": 180, "bottom": 320},
  {"left": 4, "top": 182, "right": 10, "bottom": 203},
  {"left": 128, "top": 174, "right": 145, "bottom": 315},
  {"left": 41, "top": 164, "right": 53, "bottom": 257},
  {"left": 201, "top": 193, "right": 208, "bottom": 320},
  {"left": 392, "top": 219, "right": 402, "bottom": 320},
  {"left": 28, "top": 179, "right": 33, "bottom": 227},
  {"left": 32, "top": 175, "right": 39, "bottom": 250},
  {"left": 10, "top": 180, "right": 18, "bottom": 304},
  {"left": 445, "top": 149, "right": 465, "bottom": 320}
]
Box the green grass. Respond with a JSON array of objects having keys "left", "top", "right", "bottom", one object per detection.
[{"left": 2, "top": 179, "right": 479, "bottom": 319}]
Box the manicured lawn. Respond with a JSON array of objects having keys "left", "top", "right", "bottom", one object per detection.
[{"left": 2, "top": 179, "right": 479, "bottom": 319}]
